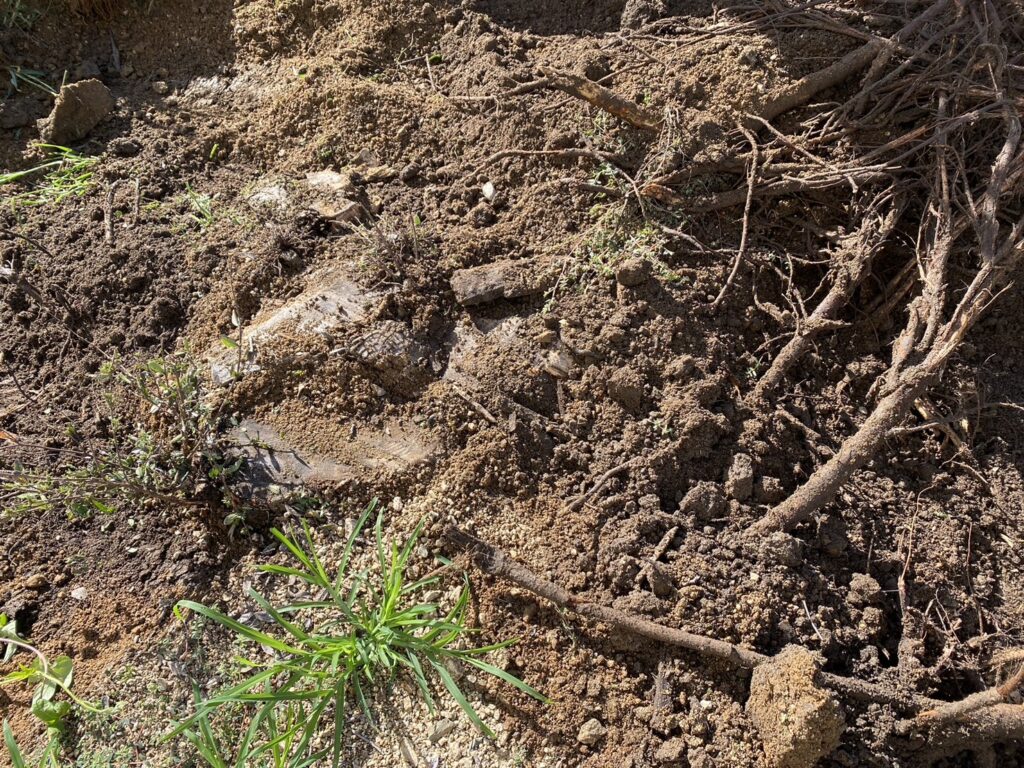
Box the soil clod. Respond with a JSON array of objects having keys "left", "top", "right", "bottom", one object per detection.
[
  {"left": 38, "top": 78, "right": 114, "bottom": 144},
  {"left": 746, "top": 646, "right": 845, "bottom": 768}
]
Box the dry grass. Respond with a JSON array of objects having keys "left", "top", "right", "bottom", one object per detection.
[{"left": 66, "top": 0, "right": 121, "bottom": 17}]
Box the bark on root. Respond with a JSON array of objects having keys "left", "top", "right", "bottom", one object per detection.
[{"left": 746, "top": 97, "right": 1023, "bottom": 537}]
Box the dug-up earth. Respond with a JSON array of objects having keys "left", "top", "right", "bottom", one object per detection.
[{"left": 1, "top": 1, "right": 1024, "bottom": 767}]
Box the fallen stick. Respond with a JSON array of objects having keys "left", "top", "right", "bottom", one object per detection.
[
  {"left": 709, "top": 123, "right": 760, "bottom": 311},
  {"left": 448, "top": 527, "right": 764, "bottom": 667},
  {"left": 452, "top": 77, "right": 551, "bottom": 105},
  {"left": 539, "top": 66, "right": 663, "bottom": 131},
  {"left": 565, "top": 458, "right": 636, "bottom": 513}
]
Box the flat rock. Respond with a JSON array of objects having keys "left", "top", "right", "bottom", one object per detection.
[
  {"left": 746, "top": 646, "right": 844, "bottom": 768},
  {"left": 228, "top": 416, "right": 436, "bottom": 492},
  {"left": 310, "top": 199, "right": 367, "bottom": 230},
  {"left": 451, "top": 256, "right": 561, "bottom": 306},
  {"left": 208, "top": 265, "right": 374, "bottom": 385},
  {"left": 38, "top": 79, "right": 114, "bottom": 144},
  {"left": 305, "top": 169, "right": 358, "bottom": 197},
  {"left": 247, "top": 183, "right": 291, "bottom": 213}
]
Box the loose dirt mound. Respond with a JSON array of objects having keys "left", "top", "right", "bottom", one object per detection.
[{"left": 2, "top": 1, "right": 1024, "bottom": 767}]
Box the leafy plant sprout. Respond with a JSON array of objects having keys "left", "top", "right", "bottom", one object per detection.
[
  {"left": 1, "top": 614, "right": 108, "bottom": 767},
  {"left": 169, "top": 500, "right": 547, "bottom": 767}
]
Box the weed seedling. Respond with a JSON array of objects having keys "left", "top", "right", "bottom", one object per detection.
[
  {"left": 169, "top": 500, "right": 546, "bottom": 767},
  {"left": 0, "top": 352, "right": 243, "bottom": 522},
  {"left": 185, "top": 184, "right": 215, "bottom": 229}
]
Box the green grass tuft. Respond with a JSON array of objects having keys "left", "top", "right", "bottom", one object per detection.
[
  {"left": 170, "top": 500, "right": 547, "bottom": 767},
  {"left": 0, "top": 0, "right": 41, "bottom": 30},
  {"left": 0, "top": 145, "right": 98, "bottom": 209}
]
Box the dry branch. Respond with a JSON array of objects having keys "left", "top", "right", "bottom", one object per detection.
[{"left": 447, "top": 527, "right": 764, "bottom": 666}]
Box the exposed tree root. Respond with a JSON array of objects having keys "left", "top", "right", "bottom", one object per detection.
[
  {"left": 747, "top": 50, "right": 1024, "bottom": 536},
  {"left": 749, "top": 38, "right": 883, "bottom": 129},
  {"left": 913, "top": 704, "right": 1024, "bottom": 763},
  {"left": 912, "top": 657, "right": 1024, "bottom": 728},
  {"left": 539, "top": 66, "right": 663, "bottom": 131},
  {"left": 448, "top": 528, "right": 1024, "bottom": 757},
  {"left": 642, "top": 169, "right": 889, "bottom": 211},
  {"left": 482, "top": 147, "right": 625, "bottom": 168},
  {"left": 445, "top": 528, "right": 951, "bottom": 712},
  {"left": 746, "top": 198, "right": 900, "bottom": 406}
]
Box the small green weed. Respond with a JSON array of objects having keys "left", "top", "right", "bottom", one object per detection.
[
  {"left": 4, "top": 66, "right": 56, "bottom": 98},
  {"left": 169, "top": 500, "right": 546, "bottom": 767},
  {"left": 0, "top": 145, "right": 97, "bottom": 209},
  {"left": 0, "top": 352, "right": 243, "bottom": 523},
  {"left": 546, "top": 204, "right": 669, "bottom": 308}
]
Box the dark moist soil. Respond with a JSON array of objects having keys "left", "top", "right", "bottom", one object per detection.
[{"left": 1, "top": 2, "right": 1023, "bottom": 767}]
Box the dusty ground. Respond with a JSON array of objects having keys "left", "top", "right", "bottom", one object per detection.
[{"left": 2, "top": 1, "right": 1023, "bottom": 767}]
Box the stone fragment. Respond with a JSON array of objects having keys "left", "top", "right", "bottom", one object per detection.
[
  {"left": 577, "top": 718, "right": 607, "bottom": 745},
  {"left": 23, "top": 574, "right": 48, "bottom": 591},
  {"left": 450, "top": 256, "right": 560, "bottom": 306},
  {"left": 607, "top": 366, "right": 645, "bottom": 412},
  {"left": 761, "top": 531, "right": 804, "bottom": 568},
  {"left": 304, "top": 169, "right": 358, "bottom": 197},
  {"left": 310, "top": 199, "right": 367, "bottom": 230}
]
